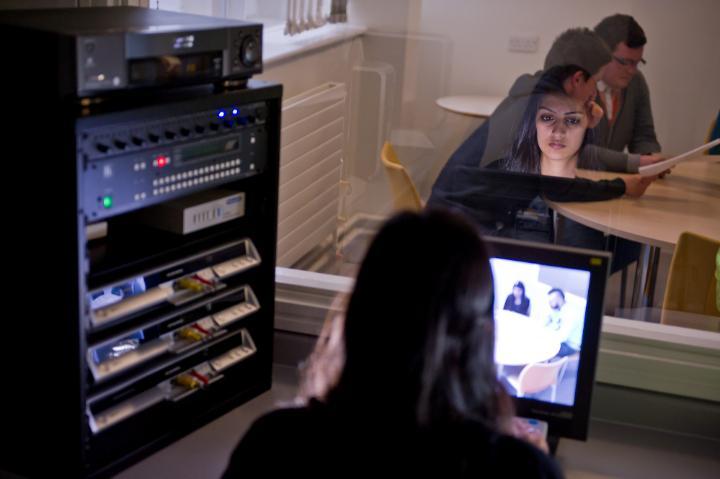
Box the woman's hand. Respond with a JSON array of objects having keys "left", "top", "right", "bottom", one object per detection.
[
  {"left": 586, "top": 100, "right": 604, "bottom": 128},
  {"left": 510, "top": 417, "right": 550, "bottom": 454},
  {"left": 622, "top": 174, "right": 657, "bottom": 197}
]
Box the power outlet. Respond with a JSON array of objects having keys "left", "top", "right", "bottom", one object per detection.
[{"left": 509, "top": 34, "right": 539, "bottom": 53}]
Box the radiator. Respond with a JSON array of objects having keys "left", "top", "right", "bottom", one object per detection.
[{"left": 277, "top": 82, "right": 347, "bottom": 267}]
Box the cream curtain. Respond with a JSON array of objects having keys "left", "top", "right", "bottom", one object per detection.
[{"left": 285, "top": 0, "right": 348, "bottom": 36}]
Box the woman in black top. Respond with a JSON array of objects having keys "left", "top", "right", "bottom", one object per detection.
[
  {"left": 504, "top": 281, "right": 531, "bottom": 316},
  {"left": 223, "top": 210, "right": 563, "bottom": 478},
  {"left": 428, "top": 65, "right": 655, "bottom": 271}
]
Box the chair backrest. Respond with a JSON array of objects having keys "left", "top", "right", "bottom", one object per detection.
[
  {"left": 380, "top": 141, "right": 423, "bottom": 211},
  {"left": 661, "top": 232, "right": 720, "bottom": 331},
  {"left": 516, "top": 357, "right": 568, "bottom": 396},
  {"left": 707, "top": 109, "right": 720, "bottom": 155}
]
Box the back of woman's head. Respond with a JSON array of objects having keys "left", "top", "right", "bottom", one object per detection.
[
  {"left": 331, "top": 209, "right": 510, "bottom": 429},
  {"left": 505, "top": 64, "right": 594, "bottom": 173}
]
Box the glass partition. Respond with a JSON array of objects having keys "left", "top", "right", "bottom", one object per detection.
[
  {"left": 45, "top": 0, "right": 718, "bottom": 387},
  {"left": 276, "top": 1, "right": 720, "bottom": 342}
]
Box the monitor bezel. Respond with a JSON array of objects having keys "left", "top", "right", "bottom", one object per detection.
[{"left": 483, "top": 236, "right": 611, "bottom": 441}]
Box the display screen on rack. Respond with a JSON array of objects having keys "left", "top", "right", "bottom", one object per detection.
[
  {"left": 89, "top": 278, "right": 147, "bottom": 310},
  {"left": 92, "top": 331, "right": 145, "bottom": 364},
  {"left": 129, "top": 52, "right": 223, "bottom": 85}
]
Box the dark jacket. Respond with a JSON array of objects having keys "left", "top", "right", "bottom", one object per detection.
[
  {"left": 593, "top": 72, "right": 661, "bottom": 163},
  {"left": 222, "top": 400, "right": 564, "bottom": 478},
  {"left": 504, "top": 294, "right": 531, "bottom": 316},
  {"left": 428, "top": 160, "right": 626, "bottom": 243}
]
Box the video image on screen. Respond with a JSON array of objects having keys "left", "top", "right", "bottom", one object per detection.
[{"left": 490, "top": 257, "right": 591, "bottom": 407}]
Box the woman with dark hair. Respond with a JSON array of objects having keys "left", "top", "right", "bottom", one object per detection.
[
  {"left": 502, "top": 64, "right": 650, "bottom": 185},
  {"left": 430, "top": 65, "right": 655, "bottom": 271},
  {"left": 499, "top": 66, "right": 653, "bottom": 269},
  {"left": 504, "top": 281, "right": 531, "bottom": 316},
  {"left": 223, "top": 210, "right": 562, "bottom": 478}
]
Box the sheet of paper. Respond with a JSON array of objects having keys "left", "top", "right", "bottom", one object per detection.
[{"left": 638, "top": 138, "right": 720, "bottom": 176}]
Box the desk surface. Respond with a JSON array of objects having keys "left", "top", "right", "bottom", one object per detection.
[
  {"left": 436, "top": 94, "right": 504, "bottom": 118},
  {"left": 494, "top": 310, "right": 561, "bottom": 365},
  {"left": 547, "top": 160, "right": 720, "bottom": 249}
]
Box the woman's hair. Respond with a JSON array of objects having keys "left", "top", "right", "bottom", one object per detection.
[
  {"left": 503, "top": 64, "right": 595, "bottom": 174},
  {"left": 513, "top": 281, "right": 526, "bottom": 297},
  {"left": 300, "top": 209, "right": 512, "bottom": 430}
]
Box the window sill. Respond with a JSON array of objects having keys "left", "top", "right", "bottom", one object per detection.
[
  {"left": 273, "top": 273, "right": 720, "bottom": 403},
  {"left": 263, "top": 23, "right": 366, "bottom": 67},
  {"left": 598, "top": 315, "right": 720, "bottom": 402}
]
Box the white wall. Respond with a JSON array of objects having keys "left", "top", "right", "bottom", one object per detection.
[
  {"left": 350, "top": 0, "right": 720, "bottom": 156},
  {"left": 257, "top": 40, "right": 363, "bottom": 99}
]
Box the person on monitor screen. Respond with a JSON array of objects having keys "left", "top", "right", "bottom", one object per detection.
[
  {"left": 503, "top": 281, "right": 531, "bottom": 316},
  {"left": 222, "top": 210, "right": 563, "bottom": 478},
  {"left": 546, "top": 288, "right": 583, "bottom": 357}
]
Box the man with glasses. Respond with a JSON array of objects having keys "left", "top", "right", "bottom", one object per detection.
[{"left": 593, "top": 14, "right": 662, "bottom": 171}]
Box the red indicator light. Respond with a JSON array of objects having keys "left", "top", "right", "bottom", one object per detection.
[{"left": 156, "top": 156, "right": 168, "bottom": 168}]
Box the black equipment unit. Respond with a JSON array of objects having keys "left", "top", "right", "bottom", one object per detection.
[
  {"left": 0, "top": 6, "right": 262, "bottom": 96},
  {"left": 0, "top": 7, "right": 280, "bottom": 478}
]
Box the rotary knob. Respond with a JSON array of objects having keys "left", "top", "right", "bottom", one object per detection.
[{"left": 239, "top": 35, "right": 260, "bottom": 67}]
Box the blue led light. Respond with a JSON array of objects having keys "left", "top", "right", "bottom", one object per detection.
[
  {"left": 217, "top": 110, "right": 226, "bottom": 118},
  {"left": 231, "top": 108, "right": 239, "bottom": 116}
]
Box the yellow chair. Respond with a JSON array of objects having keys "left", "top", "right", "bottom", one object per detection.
[
  {"left": 706, "top": 109, "right": 719, "bottom": 155},
  {"left": 716, "top": 248, "right": 720, "bottom": 312},
  {"left": 661, "top": 232, "right": 720, "bottom": 331},
  {"left": 505, "top": 357, "right": 568, "bottom": 402},
  {"left": 380, "top": 142, "right": 424, "bottom": 211}
]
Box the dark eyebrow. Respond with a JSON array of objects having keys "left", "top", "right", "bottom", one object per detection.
[{"left": 539, "top": 106, "right": 584, "bottom": 116}]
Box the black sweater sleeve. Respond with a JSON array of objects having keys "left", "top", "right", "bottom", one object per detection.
[
  {"left": 540, "top": 175, "right": 626, "bottom": 202},
  {"left": 503, "top": 295, "right": 514, "bottom": 310},
  {"left": 426, "top": 161, "right": 626, "bottom": 232},
  {"left": 439, "top": 164, "right": 625, "bottom": 205}
]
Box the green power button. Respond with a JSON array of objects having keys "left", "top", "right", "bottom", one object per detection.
[{"left": 102, "top": 196, "right": 113, "bottom": 209}]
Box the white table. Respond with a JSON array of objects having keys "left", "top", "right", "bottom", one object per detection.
[
  {"left": 435, "top": 95, "right": 504, "bottom": 118},
  {"left": 494, "top": 309, "right": 561, "bottom": 366},
  {"left": 547, "top": 159, "right": 720, "bottom": 308}
]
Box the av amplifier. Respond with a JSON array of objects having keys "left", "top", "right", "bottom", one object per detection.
[{"left": 0, "top": 7, "right": 262, "bottom": 95}]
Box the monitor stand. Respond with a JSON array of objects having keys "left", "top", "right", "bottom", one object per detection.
[{"left": 548, "top": 435, "right": 560, "bottom": 456}]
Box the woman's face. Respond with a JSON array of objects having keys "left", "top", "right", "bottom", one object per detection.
[
  {"left": 513, "top": 286, "right": 523, "bottom": 299},
  {"left": 536, "top": 94, "right": 588, "bottom": 164}
]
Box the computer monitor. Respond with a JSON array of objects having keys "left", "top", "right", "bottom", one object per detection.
[{"left": 483, "top": 236, "right": 610, "bottom": 441}]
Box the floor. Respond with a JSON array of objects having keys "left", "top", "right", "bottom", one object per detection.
[
  {"left": 116, "top": 365, "right": 300, "bottom": 479},
  {"left": 117, "top": 362, "right": 720, "bottom": 479}
]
